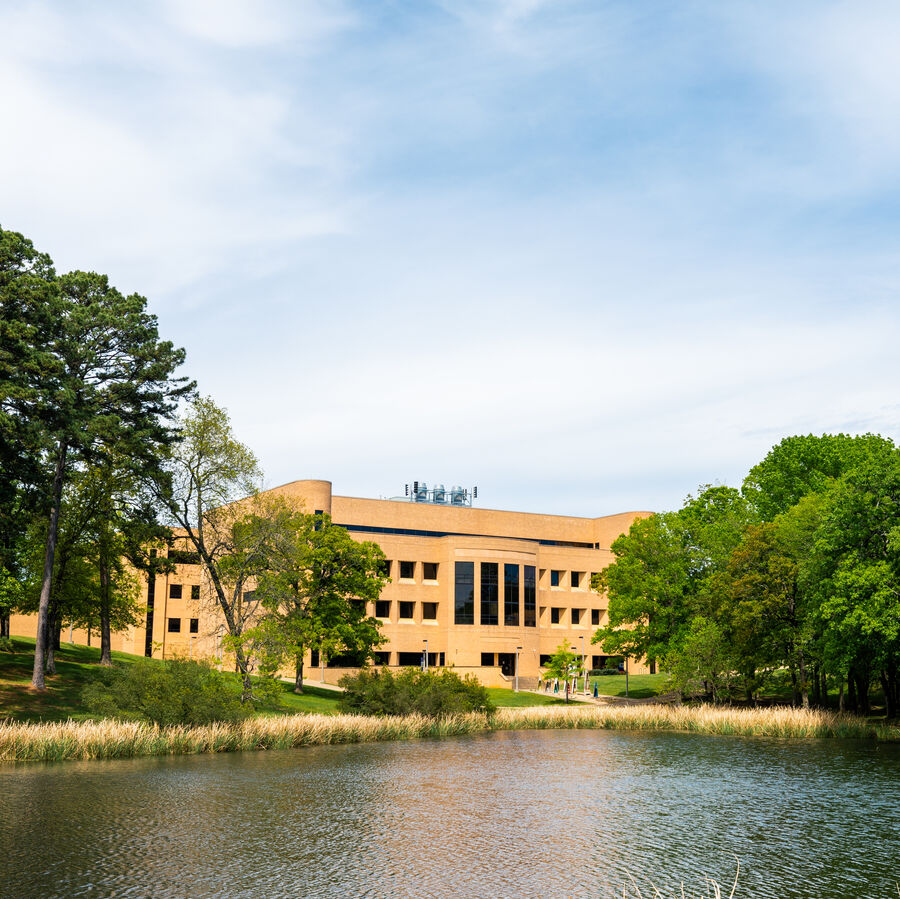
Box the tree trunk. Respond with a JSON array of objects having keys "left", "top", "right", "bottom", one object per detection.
[
  {"left": 0, "top": 610, "right": 9, "bottom": 638},
  {"left": 294, "top": 651, "right": 305, "bottom": 694},
  {"left": 811, "top": 665, "right": 821, "bottom": 707},
  {"left": 847, "top": 672, "right": 857, "bottom": 713},
  {"left": 797, "top": 649, "right": 809, "bottom": 710},
  {"left": 98, "top": 549, "right": 112, "bottom": 666},
  {"left": 838, "top": 681, "right": 845, "bottom": 713},
  {"left": 649, "top": 660, "right": 656, "bottom": 675},
  {"left": 31, "top": 440, "right": 67, "bottom": 689},
  {"left": 853, "top": 666, "right": 870, "bottom": 716},
  {"left": 789, "top": 665, "right": 799, "bottom": 707},
  {"left": 44, "top": 601, "right": 57, "bottom": 675}
]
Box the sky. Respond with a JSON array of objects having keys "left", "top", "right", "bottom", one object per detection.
[{"left": 2, "top": 0, "right": 899, "bottom": 517}]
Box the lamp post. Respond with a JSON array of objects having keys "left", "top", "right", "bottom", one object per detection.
[
  {"left": 423, "top": 638, "right": 429, "bottom": 672},
  {"left": 515, "top": 646, "right": 522, "bottom": 692}
]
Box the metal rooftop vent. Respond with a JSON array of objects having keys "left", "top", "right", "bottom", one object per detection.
[{"left": 404, "top": 481, "right": 478, "bottom": 506}]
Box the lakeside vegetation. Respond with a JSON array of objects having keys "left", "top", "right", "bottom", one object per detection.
[
  {"left": 3, "top": 703, "right": 899, "bottom": 764},
  {"left": 0, "top": 637, "right": 560, "bottom": 724}
]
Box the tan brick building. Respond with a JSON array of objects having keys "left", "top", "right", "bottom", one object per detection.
[{"left": 12, "top": 479, "right": 651, "bottom": 687}]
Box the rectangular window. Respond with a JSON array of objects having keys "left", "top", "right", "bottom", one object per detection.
[
  {"left": 399, "top": 601, "right": 414, "bottom": 619},
  {"left": 454, "top": 562, "right": 475, "bottom": 625},
  {"left": 379, "top": 559, "right": 391, "bottom": 578},
  {"left": 373, "top": 651, "right": 391, "bottom": 665},
  {"left": 398, "top": 651, "right": 423, "bottom": 666},
  {"left": 571, "top": 608, "right": 583, "bottom": 625},
  {"left": 189, "top": 618, "right": 199, "bottom": 634},
  {"left": 551, "top": 607, "right": 562, "bottom": 624},
  {"left": 504, "top": 563, "right": 519, "bottom": 626},
  {"left": 375, "top": 600, "right": 391, "bottom": 619},
  {"left": 550, "top": 570, "right": 561, "bottom": 587},
  {"left": 571, "top": 571, "right": 583, "bottom": 589},
  {"left": 524, "top": 565, "right": 536, "bottom": 627},
  {"left": 167, "top": 617, "right": 181, "bottom": 633},
  {"left": 481, "top": 652, "right": 494, "bottom": 667},
  {"left": 592, "top": 655, "right": 603, "bottom": 670},
  {"left": 480, "top": 562, "right": 498, "bottom": 625},
  {"left": 539, "top": 654, "right": 553, "bottom": 666},
  {"left": 590, "top": 573, "right": 600, "bottom": 591},
  {"left": 310, "top": 649, "right": 319, "bottom": 667},
  {"left": 591, "top": 608, "right": 601, "bottom": 626},
  {"left": 169, "top": 584, "right": 182, "bottom": 599},
  {"left": 423, "top": 562, "right": 438, "bottom": 581},
  {"left": 423, "top": 602, "right": 438, "bottom": 620},
  {"left": 190, "top": 585, "right": 200, "bottom": 600},
  {"left": 399, "top": 560, "right": 415, "bottom": 579}
]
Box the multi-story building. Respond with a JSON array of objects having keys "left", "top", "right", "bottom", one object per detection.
[{"left": 11, "top": 479, "right": 651, "bottom": 687}]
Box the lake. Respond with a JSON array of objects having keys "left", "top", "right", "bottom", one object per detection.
[{"left": 2, "top": 729, "right": 899, "bottom": 897}]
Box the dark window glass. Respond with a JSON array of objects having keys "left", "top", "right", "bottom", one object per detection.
[
  {"left": 454, "top": 562, "right": 475, "bottom": 625},
  {"left": 399, "top": 601, "right": 414, "bottom": 619},
  {"left": 423, "top": 602, "right": 438, "bottom": 620},
  {"left": 480, "top": 562, "right": 498, "bottom": 625},
  {"left": 571, "top": 608, "right": 583, "bottom": 625},
  {"left": 539, "top": 654, "right": 553, "bottom": 666},
  {"left": 379, "top": 559, "right": 391, "bottom": 578},
  {"left": 591, "top": 608, "right": 601, "bottom": 626},
  {"left": 189, "top": 618, "right": 199, "bottom": 634},
  {"left": 551, "top": 607, "right": 561, "bottom": 624},
  {"left": 167, "top": 617, "right": 181, "bottom": 633},
  {"left": 504, "top": 563, "right": 519, "bottom": 626},
  {"left": 400, "top": 560, "right": 415, "bottom": 579},
  {"left": 592, "top": 655, "right": 603, "bottom": 670},
  {"left": 373, "top": 651, "right": 391, "bottom": 665},
  {"left": 169, "top": 584, "right": 182, "bottom": 599},
  {"left": 375, "top": 600, "right": 391, "bottom": 618},
  {"left": 481, "top": 652, "right": 494, "bottom": 667},
  {"left": 398, "top": 652, "right": 423, "bottom": 666},
  {"left": 190, "top": 585, "right": 200, "bottom": 600},
  {"left": 550, "top": 570, "right": 561, "bottom": 587},
  {"left": 423, "top": 562, "right": 438, "bottom": 581},
  {"left": 310, "top": 649, "right": 320, "bottom": 667},
  {"left": 524, "top": 565, "right": 536, "bottom": 627},
  {"left": 571, "top": 571, "right": 582, "bottom": 589}
]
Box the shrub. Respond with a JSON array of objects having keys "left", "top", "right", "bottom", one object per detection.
[
  {"left": 338, "top": 667, "right": 495, "bottom": 717},
  {"left": 82, "top": 658, "right": 250, "bottom": 727},
  {"left": 0, "top": 637, "right": 14, "bottom": 654},
  {"left": 589, "top": 668, "right": 621, "bottom": 677}
]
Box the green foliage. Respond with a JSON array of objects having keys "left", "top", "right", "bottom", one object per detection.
[
  {"left": 338, "top": 667, "right": 494, "bottom": 717},
  {"left": 0, "top": 636, "right": 14, "bottom": 653},
  {"left": 539, "top": 642, "right": 583, "bottom": 702},
  {"left": 664, "top": 616, "right": 733, "bottom": 701},
  {"left": 82, "top": 658, "right": 250, "bottom": 727},
  {"left": 246, "top": 503, "right": 387, "bottom": 690}
]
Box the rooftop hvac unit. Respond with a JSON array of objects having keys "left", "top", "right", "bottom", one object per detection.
[
  {"left": 433, "top": 484, "right": 446, "bottom": 504},
  {"left": 415, "top": 482, "right": 428, "bottom": 502},
  {"left": 450, "top": 485, "right": 466, "bottom": 505}
]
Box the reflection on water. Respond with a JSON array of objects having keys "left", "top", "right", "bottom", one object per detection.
[{"left": 1, "top": 730, "right": 899, "bottom": 897}]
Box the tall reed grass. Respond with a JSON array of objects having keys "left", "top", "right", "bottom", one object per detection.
[{"left": 1, "top": 704, "right": 897, "bottom": 763}]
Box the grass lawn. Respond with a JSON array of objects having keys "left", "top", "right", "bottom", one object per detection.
[
  {"left": 0, "top": 636, "right": 152, "bottom": 723},
  {"left": 486, "top": 687, "right": 566, "bottom": 707},
  {"left": 589, "top": 673, "right": 669, "bottom": 699},
  {"left": 0, "top": 636, "right": 343, "bottom": 723}
]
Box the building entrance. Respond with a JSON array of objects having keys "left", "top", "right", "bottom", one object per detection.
[{"left": 497, "top": 652, "right": 516, "bottom": 676}]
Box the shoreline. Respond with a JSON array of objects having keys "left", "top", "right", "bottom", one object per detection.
[{"left": 2, "top": 704, "right": 898, "bottom": 764}]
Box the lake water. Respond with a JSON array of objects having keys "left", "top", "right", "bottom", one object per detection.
[{"left": 1, "top": 729, "right": 899, "bottom": 898}]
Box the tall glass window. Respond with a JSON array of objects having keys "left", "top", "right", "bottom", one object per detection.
[
  {"left": 524, "top": 565, "right": 536, "bottom": 627},
  {"left": 504, "top": 563, "right": 519, "bottom": 626},
  {"left": 455, "top": 562, "right": 475, "bottom": 625},
  {"left": 481, "top": 562, "right": 498, "bottom": 625}
]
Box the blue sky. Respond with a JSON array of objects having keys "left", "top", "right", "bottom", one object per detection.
[{"left": 3, "top": 0, "right": 899, "bottom": 516}]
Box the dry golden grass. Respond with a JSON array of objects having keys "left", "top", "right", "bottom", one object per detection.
[{"left": 1, "top": 703, "right": 897, "bottom": 763}]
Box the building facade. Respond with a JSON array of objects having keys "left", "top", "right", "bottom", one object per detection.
[{"left": 11, "top": 479, "right": 651, "bottom": 687}]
